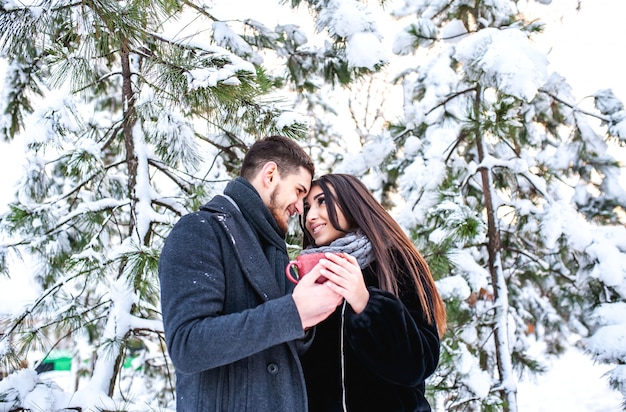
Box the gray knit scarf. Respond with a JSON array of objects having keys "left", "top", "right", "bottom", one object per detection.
[{"left": 302, "top": 230, "right": 374, "bottom": 269}]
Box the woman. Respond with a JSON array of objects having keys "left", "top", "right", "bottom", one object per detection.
[{"left": 299, "top": 174, "right": 446, "bottom": 412}]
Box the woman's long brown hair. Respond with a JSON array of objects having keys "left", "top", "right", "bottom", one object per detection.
[{"left": 301, "top": 174, "right": 447, "bottom": 338}]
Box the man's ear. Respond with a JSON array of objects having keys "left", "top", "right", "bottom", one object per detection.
[{"left": 261, "top": 161, "right": 278, "bottom": 187}]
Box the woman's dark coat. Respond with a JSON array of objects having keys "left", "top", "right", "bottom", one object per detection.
[
  {"left": 159, "top": 191, "right": 311, "bottom": 411},
  {"left": 301, "top": 259, "right": 440, "bottom": 412}
]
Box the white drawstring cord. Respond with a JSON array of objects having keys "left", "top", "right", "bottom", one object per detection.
[{"left": 340, "top": 299, "right": 347, "bottom": 412}]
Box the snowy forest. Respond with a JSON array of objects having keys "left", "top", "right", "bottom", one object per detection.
[{"left": 1, "top": 0, "right": 625, "bottom": 410}]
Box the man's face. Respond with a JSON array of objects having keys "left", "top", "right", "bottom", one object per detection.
[{"left": 267, "top": 167, "right": 312, "bottom": 233}]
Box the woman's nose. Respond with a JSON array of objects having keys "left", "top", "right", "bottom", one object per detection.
[{"left": 306, "top": 208, "right": 317, "bottom": 222}]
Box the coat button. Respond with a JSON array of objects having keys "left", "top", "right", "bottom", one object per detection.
[{"left": 267, "top": 363, "right": 279, "bottom": 375}]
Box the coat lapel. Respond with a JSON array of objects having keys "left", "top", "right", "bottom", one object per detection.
[{"left": 206, "top": 197, "right": 283, "bottom": 301}]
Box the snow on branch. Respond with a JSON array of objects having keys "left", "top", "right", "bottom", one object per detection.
[{"left": 455, "top": 28, "right": 548, "bottom": 102}]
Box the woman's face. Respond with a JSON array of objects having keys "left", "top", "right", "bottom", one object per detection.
[{"left": 304, "top": 184, "right": 349, "bottom": 246}]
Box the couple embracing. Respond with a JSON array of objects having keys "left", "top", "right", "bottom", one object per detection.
[{"left": 158, "top": 135, "right": 446, "bottom": 412}]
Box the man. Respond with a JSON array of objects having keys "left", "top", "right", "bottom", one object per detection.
[{"left": 158, "top": 135, "right": 343, "bottom": 411}]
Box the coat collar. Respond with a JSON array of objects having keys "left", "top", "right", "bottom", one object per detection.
[{"left": 202, "top": 195, "right": 284, "bottom": 301}]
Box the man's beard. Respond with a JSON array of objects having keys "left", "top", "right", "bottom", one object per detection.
[{"left": 268, "top": 187, "right": 289, "bottom": 234}]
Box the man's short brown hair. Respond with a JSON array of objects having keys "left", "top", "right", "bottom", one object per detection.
[{"left": 240, "top": 135, "right": 314, "bottom": 180}]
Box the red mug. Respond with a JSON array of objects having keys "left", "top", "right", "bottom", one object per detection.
[{"left": 286, "top": 253, "right": 329, "bottom": 284}]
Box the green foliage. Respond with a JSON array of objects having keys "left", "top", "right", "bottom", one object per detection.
[
  {"left": 0, "top": 52, "right": 43, "bottom": 140},
  {"left": 119, "top": 243, "right": 162, "bottom": 308},
  {"left": 404, "top": 19, "right": 438, "bottom": 50},
  {"left": 0, "top": 0, "right": 332, "bottom": 407},
  {"left": 421, "top": 238, "right": 455, "bottom": 281}
]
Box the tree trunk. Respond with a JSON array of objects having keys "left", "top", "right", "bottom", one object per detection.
[
  {"left": 473, "top": 85, "right": 518, "bottom": 412},
  {"left": 99, "top": 38, "right": 138, "bottom": 398},
  {"left": 122, "top": 39, "right": 138, "bottom": 239}
]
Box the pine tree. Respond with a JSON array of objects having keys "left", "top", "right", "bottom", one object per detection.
[
  {"left": 380, "top": 1, "right": 626, "bottom": 410},
  {"left": 0, "top": 0, "right": 315, "bottom": 409}
]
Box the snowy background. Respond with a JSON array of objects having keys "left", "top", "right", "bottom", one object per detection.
[
  {"left": 1, "top": 0, "right": 626, "bottom": 410},
  {"left": 483, "top": 1, "right": 626, "bottom": 406}
]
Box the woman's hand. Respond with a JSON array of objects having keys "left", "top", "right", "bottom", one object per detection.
[{"left": 319, "top": 252, "right": 370, "bottom": 314}]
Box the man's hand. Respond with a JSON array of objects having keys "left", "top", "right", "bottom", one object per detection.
[{"left": 292, "top": 263, "right": 343, "bottom": 329}]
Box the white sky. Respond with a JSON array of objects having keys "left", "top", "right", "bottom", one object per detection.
[
  {"left": 518, "top": 340, "right": 623, "bottom": 411},
  {"left": 530, "top": 0, "right": 626, "bottom": 103},
  {"left": 540, "top": 0, "right": 626, "bottom": 189}
]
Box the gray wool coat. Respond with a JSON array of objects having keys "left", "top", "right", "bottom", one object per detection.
[{"left": 158, "top": 194, "right": 311, "bottom": 411}]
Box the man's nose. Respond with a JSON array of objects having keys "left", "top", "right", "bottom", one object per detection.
[{"left": 295, "top": 198, "right": 305, "bottom": 215}]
